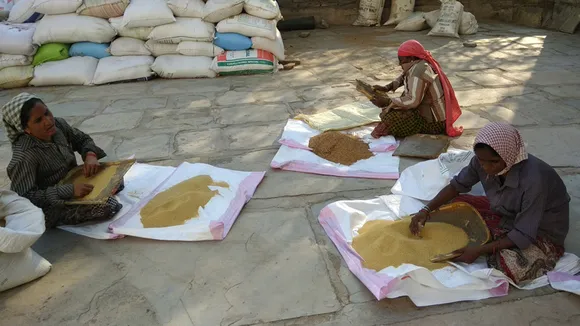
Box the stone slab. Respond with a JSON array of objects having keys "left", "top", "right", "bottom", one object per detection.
[
  {"left": 104, "top": 97, "right": 168, "bottom": 113},
  {"left": 179, "top": 209, "right": 341, "bottom": 325},
  {"left": 519, "top": 126, "right": 580, "bottom": 167},
  {"left": 477, "top": 104, "right": 538, "bottom": 126},
  {"left": 543, "top": 85, "right": 580, "bottom": 98},
  {"left": 216, "top": 91, "right": 257, "bottom": 106},
  {"left": 115, "top": 133, "right": 172, "bottom": 161},
  {"left": 217, "top": 104, "right": 290, "bottom": 125},
  {"left": 455, "top": 86, "right": 534, "bottom": 107},
  {"left": 175, "top": 129, "right": 229, "bottom": 156},
  {"left": 455, "top": 110, "right": 492, "bottom": 130},
  {"left": 47, "top": 100, "right": 102, "bottom": 117},
  {"left": 143, "top": 108, "right": 214, "bottom": 130},
  {"left": 503, "top": 71, "right": 580, "bottom": 86},
  {"left": 150, "top": 78, "right": 230, "bottom": 95},
  {"left": 225, "top": 123, "right": 286, "bottom": 151},
  {"left": 170, "top": 95, "right": 213, "bottom": 110},
  {"left": 66, "top": 83, "right": 149, "bottom": 99},
  {"left": 499, "top": 93, "right": 580, "bottom": 125},
  {"left": 79, "top": 112, "right": 143, "bottom": 133},
  {"left": 562, "top": 174, "right": 580, "bottom": 255},
  {"left": 456, "top": 71, "right": 520, "bottom": 87}
]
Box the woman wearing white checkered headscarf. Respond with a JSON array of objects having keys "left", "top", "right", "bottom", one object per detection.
[
  {"left": 2, "top": 93, "right": 123, "bottom": 228},
  {"left": 409, "top": 122, "right": 570, "bottom": 285}
]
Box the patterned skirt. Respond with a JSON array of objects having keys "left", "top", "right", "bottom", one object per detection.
[
  {"left": 452, "top": 195, "right": 564, "bottom": 285},
  {"left": 371, "top": 109, "right": 446, "bottom": 138},
  {"left": 43, "top": 182, "right": 125, "bottom": 228}
]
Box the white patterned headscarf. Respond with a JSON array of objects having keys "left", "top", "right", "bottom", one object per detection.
[
  {"left": 1, "top": 92, "right": 37, "bottom": 143},
  {"left": 474, "top": 122, "right": 528, "bottom": 175}
]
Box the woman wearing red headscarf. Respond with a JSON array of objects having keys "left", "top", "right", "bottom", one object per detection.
[{"left": 371, "top": 40, "right": 463, "bottom": 138}]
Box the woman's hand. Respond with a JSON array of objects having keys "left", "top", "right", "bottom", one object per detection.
[
  {"left": 452, "top": 246, "right": 482, "bottom": 264},
  {"left": 371, "top": 96, "right": 390, "bottom": 108},
  {"left": 409, "top": 210, "right": 429, "bottom": 236},
  {"left": 84, "top": 152, "right": 100, "bottom": 177},
  {"left": 74, "top": 183, "right": 94, "bottom": 198}
]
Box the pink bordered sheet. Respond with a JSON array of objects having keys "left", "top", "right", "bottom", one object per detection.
[
  {"left": 318, "top": 195, "right": 511, "bottom": 306},
  {"left": 109, "top": 163, "right": 265, "bottom": 241}
]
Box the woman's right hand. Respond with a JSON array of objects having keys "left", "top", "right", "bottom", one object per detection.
[
  {"left": 409, "top": 210, "right": 429, "bottom": 236},
  {"left": 74, "top": 183, "right": 94, "bottom": 198}
]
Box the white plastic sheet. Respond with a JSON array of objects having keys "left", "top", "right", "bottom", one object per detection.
[
  {"left": 548, "top": 271, "right": 580, "bottom": 295},
  {"left": 110, "top": 163, "right": 265, "bottom": 241}
]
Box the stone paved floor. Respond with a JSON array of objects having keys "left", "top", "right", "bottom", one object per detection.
[{"left": 1, "top": 23, "right": 580, "bottom": 325}]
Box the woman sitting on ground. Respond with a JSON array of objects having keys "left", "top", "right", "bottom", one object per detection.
[
  {"left": 3, "top": 93, "right": 123, "bottom": 228},
  {"left": 409, "top": 122, "right": 570, "bottom": 284},
  {"left": 371, "top": 40, "right": 463, "bottom": 139}
]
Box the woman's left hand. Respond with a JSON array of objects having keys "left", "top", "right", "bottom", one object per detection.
[
  {"left": 84, "top": 152, "right": 100, "bottom": 177},
  {"left": 451, "top": 246, "right": 482, "bottom": 264}
]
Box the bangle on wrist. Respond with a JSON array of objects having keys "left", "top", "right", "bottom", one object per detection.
[
  {"left": 420, "top": 206, "right": 431, "bottom": 220},
  {"left": 86, "top": 152, "right": 97, "bottom": 158}
]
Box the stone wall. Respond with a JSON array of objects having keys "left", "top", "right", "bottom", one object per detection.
[{"left": 278, "top": 0, "right": 580, "bottom": 30}]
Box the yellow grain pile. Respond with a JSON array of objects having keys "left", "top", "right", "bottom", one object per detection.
[
  {"left": 352, "top": 220, "right": 469, "bottom": 271},
  {"left": 309, "top": 131, "right": 373, "bottom": 165},
  {"left": 140, "top": 175, "right": 229, "bottom": 228}
]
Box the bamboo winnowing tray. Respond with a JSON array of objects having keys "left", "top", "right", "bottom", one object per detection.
[{"left": 58, "top": 159, "right": 135, "bottom": 205}]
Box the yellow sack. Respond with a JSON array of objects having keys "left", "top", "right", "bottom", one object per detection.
[{"left": 295, "top": 101, "right": 381, "bottom": 132}]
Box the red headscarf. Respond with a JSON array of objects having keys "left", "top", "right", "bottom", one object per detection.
[{"left": 398, "top": 40, "right": 463, "bottom": 137}]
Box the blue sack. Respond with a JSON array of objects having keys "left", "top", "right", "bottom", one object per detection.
[
  {"left": 214, "top": 33, "right": 252, "bottom": 51},
  {"left": 69, "top": 42, "right": 111, "bottom": 59}
]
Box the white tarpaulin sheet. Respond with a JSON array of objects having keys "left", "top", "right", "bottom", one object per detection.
[
  {"left": 548, "top": 272, "right": 580, "bottom": 295},
  {"left": 318, "top": 151, "right": 580, "bottom": 305},
  {"left": 110, "top": 163, "right": 265, "bottom": 241},
  {"left": 57, "top": 163, "right": 175, "bottom": 240}
]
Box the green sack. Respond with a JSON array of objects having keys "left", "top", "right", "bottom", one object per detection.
[{"left": 32, "top": 43, "right": 71, "bottom": 67}]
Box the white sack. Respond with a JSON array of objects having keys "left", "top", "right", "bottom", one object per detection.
[
  {"left": 92, "top": 55, "right": 154, "bottom": 84},
  {"left": 32, "top": 14, "right": 116, "bottom": 45},
  {"left": 459, "top": 11, "right": 478, "bottom": 35},
  {"left": 202, "top": 0, "right": 244, "bottom": 23},
  {"left": 0, "top": 249, "right": 51, "bottom": 292},
  {"left": 0, "top": 23, "right": 37, "bottom": 56},
  {"left": 216, "top": 14, "right": 276, "bottom": 40},
  {"left": 0, "top": 190, "right": 50, "bottom": 292},
  {"left": 148, "top": 18, "right": 215, "bottom": 44},
  {"left": 8, "top": 0, "right": 42, "bottom": 23},
  {"left": 0, "top": 65, "right": 34, "bottom": 89},
  {"left": 30, "top": 56, "right": 98, "bottom": 86},
  {"left": 167, "top": 0, "right": 204, "bottom": 18},
  {"left": 109, "top": 163, "right": 265, "bottom": 241},
  {"left": 384, "top": 0, "right": 415, "bottom": 26},
  {"left": 177, "top": 42, "right": 224, "bottom": 57},
  {"left": 548, "top": 272, "right": 580, "bottom": 295},
  {"left": 110, "top": 37, "right": 151, "bottom": 56},
  {"left": 428, "top": 0, "right": 463, "bottom": 38},
  {"left": 395, "top": 12, "right": 428, "bottom": 31},
  {"left": 352, "top": 0, "right": 385, "bottom": 27},
  {"left": 152, "top": 55, "right": 216, "bottom": 78},
  {"left": 145, "top": 41, "right": 179, "bottom": 57},
  {"left": 244, "top": 0, "right": 282, "bottom": 20},
  {"left": 251, "top": 28, "right": 285, "bottom": 60},
  {"left": 109, "top": 17, "right": 153, "bottom": 40},
  {"left": 33, "top": 0, "right": 82, "bottom": 14},
  {"left": 122, "top": 0, "right": 175, "bottom": 28},
  {"left": 424, "top": 9, "right": 440, "bottom": 27},
  {"left": 0, "top": 54, "right": 32, "bottom": 70},
  {"left": 0, "top": 0, "right": 14, "bottom": 12},
  {"left": 76, "top": 0, "right": 129, "bottom": 19},
  {"left": 211, "top": 49, "right": 277, "bottom": 75}
]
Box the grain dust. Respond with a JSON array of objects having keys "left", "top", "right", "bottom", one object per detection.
[
  {"left": 309, "top": 131, "right": 373, "bottom": 165},
  {"left": 140, "top": 175, "right": 229, "bottom": 228},
  {"left": 352, "top": 220, "right": 469, "bottom": 271}
]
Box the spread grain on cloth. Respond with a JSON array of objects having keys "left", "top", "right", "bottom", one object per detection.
[
  {"left": 352, "top": 220, "right": 469, "bottom": 271},
  {"left": 70, "top": 165, "right": 120, "bottom": 201},
  {"left": 140, "top": 175, "right": 229, "bottom": 228},
  {"left": 309, "top": 131, "right": 373, "bottom": 166}
]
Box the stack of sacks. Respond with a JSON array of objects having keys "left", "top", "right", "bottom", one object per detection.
[
  {"left": 0, "top": 22, "right": 37, "bottom": 89},
  {"left": 211, "top": 0, "right": 285, "bottom": 76},
  {"left": 92, "top": 0, "right": 172, "bottom": 84},
  {"left": 29, "top": 7, "right": 117, "bottom": 86},
  {"left": 150, "top": 0, "right": 217, "bottom": 79}
]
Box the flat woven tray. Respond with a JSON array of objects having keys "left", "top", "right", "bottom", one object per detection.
[
  {"left": 428, "top": 202, "right": 491, "bottom": 262},
  {"left": 355, "top": 79, "right": 391, "bottom": 104},
  {"left": 393, "top": 134, "right": 450, "bottom": 159},
  {"left": 58, "top": 159, "right": 135, "bottom": 205}
]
